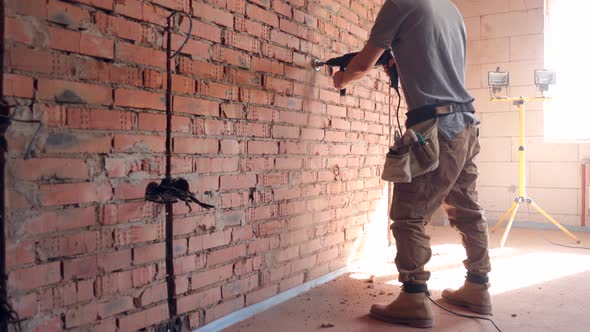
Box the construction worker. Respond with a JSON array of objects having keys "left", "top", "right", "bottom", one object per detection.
[{"left": 332, "top": 0, "right": 491, "bottom": 328}]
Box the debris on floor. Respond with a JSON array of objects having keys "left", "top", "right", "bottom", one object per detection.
[{"left": 320, "top": 322, "right": 335, "bottom": 328}]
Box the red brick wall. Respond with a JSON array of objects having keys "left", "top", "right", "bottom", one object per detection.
[{"left": 3, "top": 0, "right": 393, "bottom": 330}]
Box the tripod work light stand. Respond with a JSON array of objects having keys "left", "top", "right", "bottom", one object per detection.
[
  {"left": 487, "top": 68, "right": 580, "bottom": 247},
  {"left": 489, "top": 96, "right": 580, "bottom": 247}
]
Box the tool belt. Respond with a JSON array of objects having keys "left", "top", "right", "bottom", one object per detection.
[
  {"left": 381, "top": 119, "right": 439, "bottom": 183},
  {"left": 405, "top": 101, "right": 475, "bottom": 128}
]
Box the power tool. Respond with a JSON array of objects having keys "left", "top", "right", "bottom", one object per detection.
[{"left": 313, "top": 49, "right": 399, "bottom": 96}]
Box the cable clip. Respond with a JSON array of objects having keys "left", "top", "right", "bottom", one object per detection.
[{"left": 145, "top": 178, "right": 214, "bottom": 212}]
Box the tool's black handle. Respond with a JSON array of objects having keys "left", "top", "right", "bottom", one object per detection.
[
  {"left": 388, "top": 63, "right": 399, "bottom": 91},
  {"left": 339, "top": 65, "right": 346, "bottom": 96}
]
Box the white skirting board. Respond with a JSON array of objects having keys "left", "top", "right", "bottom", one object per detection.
[{"left": 194, "top": 265, "right": 351, "bottom": 332}]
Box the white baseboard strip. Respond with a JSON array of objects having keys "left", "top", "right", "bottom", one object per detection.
[{"left": 194, "top": 265, "right": 351, "bottom": 332}]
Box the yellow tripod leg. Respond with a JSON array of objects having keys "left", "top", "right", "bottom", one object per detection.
[
  {"left": 530, "top": 201, "right": 580, "bottom": 243},
  {"left": 491, "top": 202, "right": 518, "bottom": 233},
  {"left": 500, "top": 202, "right": 521, "bottom": 248}
]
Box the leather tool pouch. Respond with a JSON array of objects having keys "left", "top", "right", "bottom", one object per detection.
[{"left": 381, "top": 120, "right": 440, "bottom": 183}]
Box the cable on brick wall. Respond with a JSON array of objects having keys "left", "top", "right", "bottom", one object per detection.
[
  {"left": 0, "top": 1, "right": 19, "bottom": 331},
  {"left": 146, "top": 11, "right": 214, "bottom": 332}
]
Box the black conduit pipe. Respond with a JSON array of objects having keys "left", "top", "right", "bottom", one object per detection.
[{"left": 0, "top": 0, "right": 10, "bottom": 330}]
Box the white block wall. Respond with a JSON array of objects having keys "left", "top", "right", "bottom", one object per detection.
[{"left": 449, "top": 0, "right": 590, "bottom": 226}]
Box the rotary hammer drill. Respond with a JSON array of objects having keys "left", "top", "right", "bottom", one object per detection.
[{"left": 314, "top": 49, "right": 399, "bottom": 96}]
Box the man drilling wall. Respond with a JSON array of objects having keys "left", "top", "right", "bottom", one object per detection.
[{"left": 331, "top": 0, "right": 492, "bottom": 328}]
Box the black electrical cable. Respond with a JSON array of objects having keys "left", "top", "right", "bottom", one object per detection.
[
  {"left": 546, "top": 239, "right": 590, "bottom": 250},
  {"left": 0, "top": 1, "right": 19, "bottom": 331},
  {"left": 393, "top": 87, "right": 402, "bottom": 137},
  {"left": 163, "top": 10, "right": 192, "bottom": 325},
  {"left": 427, "top": 295, "right": 502, "bottom": 332}
]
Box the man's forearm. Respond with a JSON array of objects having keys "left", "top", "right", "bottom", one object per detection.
[
  {"left": 339, "top": 59, "right": 372, "bottom": 87},
  {"left": 332, "top": 42, "right": 385, "bottom": 90}
]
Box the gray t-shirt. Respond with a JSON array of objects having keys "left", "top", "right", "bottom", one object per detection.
[{"left": 368, "top": 0, "right": 477, "bottom": 138}]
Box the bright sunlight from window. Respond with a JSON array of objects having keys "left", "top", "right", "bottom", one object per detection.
[{"left": 544, "top": 0, "right": 590, "bottom": 141}]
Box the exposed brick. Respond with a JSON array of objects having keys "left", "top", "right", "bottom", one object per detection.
[
  {"left": 40, "top": 182, "right": 112, "bottom": 206},
  {"left": 118, "top": 304, "right": 168, "bottom": 331},
  {"left": 96, "top": 12, "right": 143, "bottom": 42},
  {"left": 131, "top": 264, "right": 158, "bottom": 287},
  {"left": 117, "top": 42, "right": 166, "bottom": 68},
  {"left": 247, "top": 141, "right": 279, "bottom": 155},
  {"left": 205, "top": 296, "right": 244, "bottom": 323},
  {"left": 47, "top": 0, "right": 91, "bottom": 28},
  {"left": 13, "top": 158, "right": 88, "bottom": 180},
  {"left": 198, "top": 81, "right": 239, "bottom": 101},
  {"left": 98, "top": 250, "right": 132, "bottom": 273},
  {"left": 64, "top": 255, "right": 98, "bottom": 280},
  {"left": 9, "top": 262, "right": 61, "bottom": 290},
  {"left": 177, "top": 287, "right": 221, "bottom": 315},
  {"left": 168, "top": 33, "right": 212, "bottom": 59},
  {"left": 5, "top": 240, "right": 35, "bottom": 269},
  {"left": 246, "top": 284, "right": 278, "bottom": 305},
  {"left": 38, "top": 231, "right": 99, "bottom": 259},
  {"left": 151, "top": 0, "right": 189, "bottom": 11},
  {"left": 252, "top": 57, "right": 284, "bottom": 75},
  {"left": 213, "top": 45, "right": 252, "bottom": 68},
  {"left": 247, "top": 3, "right": 279, "bottom": 26},
  {"left": 235, "top": 17, "right": 269, "bottom": 38},
  {"left": 270, "top": 29, "right": 300, "bottom": 49},
  {"left": 173, "top": 254, "right": 206, "bottom": 275},
  {"left": 95, "top": 271, "right": 132, "bottom": 297},
  {"left": 115, "top": 88, "right": 166, "bottom": 110},
  {"left": 3, "top": 74, "right": 34, "bottom": 98},
  {"left": 279, "top": 273, "right": 304, "bottom": 292},
  {"left": 134, "top": 242, "right": 166, "bottom": 265},
  {"left": 207, "top": 244, "right": 247, "bottom": 266},
  {"left": 3, "top": 0, "right": 391, "bottom": 327},
  {"left": 262, "top": 43, "right": 293, "bottom": 62},
  {"left": 193, "top": 1, "right": 234, "bottom": 27},
  {"left": 67, "top": 108, "right": 135, "bottom": 130},
  {"left": 179, "top": 57, "right": 224, "bottom": 80},
  {"left": 12, "top": 293, "right": 37, "bottom": 319},
  {"left": 77, "top": 0, "right": 114, "bottom": 10},
  {"left": 114, "top": 222, "right": 164, "bottom": 246},
  {"left": 65, "top": 301, "right": 98, "bottom": 328},
  {"left": 180, "top": 18, "right": 223, "bottom": 43},
  {"left": 174, "top": 95, "right": 220, "bottom": 116},
  {"left": 38, "top": 79, "right": 112, "bottom": 105},
  {"left": 49, "top": 27, "right": 114, "bottom": 59},
  {"left": 114, "top": 134, "right": 166, "bottom": 153},
  {"left": 274, "top": 0, "right": 292, "bottom": 18},
  {"left": 191, "top": 264, "right": 233, "bottom": 290},
  {"left": 225, "top": 31, "right": 261, "bottom": 53},
  {"left": 228, "top": 69, "right": 262, "bottom": 88},
  {"left": 97, "top": 296, "right": 133, "bottom": 319},
  {"left": 21, "top": 207, "right": 95, "bottom": 236},
  {"left": 220, "top": 174, "right": 257, "bottom": 190},
  {"left": 174, "top": 137, "right": 219, "bottom": 154}
]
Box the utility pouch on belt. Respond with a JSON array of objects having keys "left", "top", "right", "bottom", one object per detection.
[{"left": 381, "top": 120, "right": 439, "bottom": 183}]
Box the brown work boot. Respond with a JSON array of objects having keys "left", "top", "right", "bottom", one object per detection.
[
  {"left": 442, "top": 281, "right": 492, "bottom": 315},
  {"left": 370, "top": 291, "right": 434, "bottom": 328}
]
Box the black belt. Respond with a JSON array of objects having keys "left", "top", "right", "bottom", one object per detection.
[{"left": 405, "top": 102, "right": 475, "bottom": 128}]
